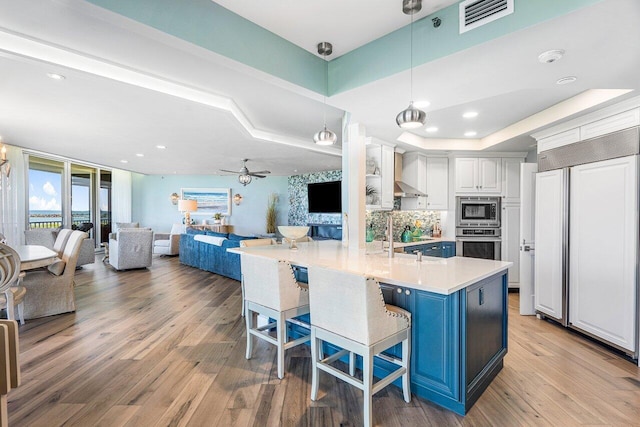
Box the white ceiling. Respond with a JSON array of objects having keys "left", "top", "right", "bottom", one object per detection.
[{"left": 0, "top": 0, "right": 639, "bottom": 176}]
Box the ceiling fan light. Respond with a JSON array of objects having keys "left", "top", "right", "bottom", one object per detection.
[
  {"left": 238, "top": 173, "right": 252, "bottom": 186},
  {"left": 313, "top": 126, "right": 337, "bottom": 145},
  {"left": 396, "top": 102, "right": 426, "bottom": 128}
]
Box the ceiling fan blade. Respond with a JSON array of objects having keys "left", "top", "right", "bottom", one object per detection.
[
  {"left": 250, "top": 170, "right": 271, "bottom": 175},
  {"left": 219, "top": 169, "right": 238, "bottom": 174},
  {"left": 250, "top": 174, "right": 267, "bottom": 178}
]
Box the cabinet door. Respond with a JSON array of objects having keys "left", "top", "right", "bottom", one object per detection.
[
  {"left": 411, "top": 290, "right": 460, "bottom": 401},
  {"left": 501, "top": 158, "right": 522, "bottom": 203},
  {"left": 477, "top": 158, "right": 502, "bottom": 193},
  {"left": 501, "top": 204, "right": 520, "bottom": 284},
  {"left": 569, "top": 156, "right": 637, "bottom": 351},
  {"left": 380, "top": 145, "right": 395, "bottom": 209},
  {"left": 534, "top": 169, "right": 565, "bottom": 321},
  {"left": 455, "top": 158, "right": 478, "bottom": 193},
  {"left": 441, "top": 242, "right": 456, "bottom": 258},
  {"left": 426, "top": 157, "right": 448, "bottom": 210},
  {"left": 402, "top": 153, "right": 427, "bottom": 210},
  {"left": 580, "top": 108, "right": 640, "bottom": 140}
]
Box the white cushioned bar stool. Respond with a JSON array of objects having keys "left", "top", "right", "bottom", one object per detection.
[
  {"left": 307, "top": 266, "right": 411, "bottom": 427},
  {"left": 239, "top": 238, "right": 276, "bottom": 316},
  {"left": 241, "top": 253, "right": 310, "bottom": 379}
]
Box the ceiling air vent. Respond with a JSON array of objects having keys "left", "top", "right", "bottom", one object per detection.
[{"left": 459, "top": 0, "right": 514, "bottom": 34}]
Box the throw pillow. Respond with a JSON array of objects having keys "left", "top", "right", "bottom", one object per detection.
[{"left": 48, "top": 259, "right": 66, "bottom": 276}]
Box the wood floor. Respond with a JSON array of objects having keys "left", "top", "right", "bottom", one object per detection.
[{"left": 7, "top": 256, "right": 640, "bottom": 426}]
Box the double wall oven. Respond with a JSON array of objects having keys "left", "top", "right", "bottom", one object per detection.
[{"left": 456, "top": 196, "right": 501, "bottom": 260}]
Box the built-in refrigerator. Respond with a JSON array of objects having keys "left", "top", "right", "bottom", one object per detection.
[{"left": 535, "top": 127, "right": 639, "bottom": 357}]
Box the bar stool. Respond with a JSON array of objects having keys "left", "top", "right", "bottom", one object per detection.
[
  {"left": 241, "top": 253, "right": 310, "bottom": 379},
  {"left": 239, "top": 238, "right": 276, "bottom": 316},
  {"left": 307, "top": 265, "right": 411, "bottom": 427}
]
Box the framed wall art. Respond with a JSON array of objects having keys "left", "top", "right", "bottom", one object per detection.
[{"left": 181, "top": 188, "right": 231, "bottom": 216}]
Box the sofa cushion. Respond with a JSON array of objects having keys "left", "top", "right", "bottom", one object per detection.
[
  {"left": 205, "top": 231, "right": 229, "bottom": 238},
  {"left": 47, "top": 259, "right": 66, "bottom": 276},
  {"left": 228, "top": 233, "right": 257, "bottom": 241},
  {"left": 186, "top": 228, "right": 206, "bottom": 235}
]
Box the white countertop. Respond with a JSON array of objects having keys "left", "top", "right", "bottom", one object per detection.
[{"left": 230, "top": 240, "right": 511, "bottom": 295}]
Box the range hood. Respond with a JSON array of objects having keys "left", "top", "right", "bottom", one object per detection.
[{"left": 394, "top": 153, "right": 426, "bottom": 198}]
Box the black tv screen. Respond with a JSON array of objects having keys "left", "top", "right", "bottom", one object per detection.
[{"left": 308, "top": 181, "right": 341, "bottom": 213}]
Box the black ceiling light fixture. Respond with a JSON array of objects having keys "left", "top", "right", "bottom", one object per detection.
[
  {"left": 313, "top": 42, "right": 337, "bottom": 145},
  {"left": 396, "top": 0, "right": 427, "bottom": 129}
]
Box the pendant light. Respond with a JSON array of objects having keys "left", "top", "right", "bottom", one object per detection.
[
  {"left": 396, "top": 0, "right": 426, "bottom": 129},
  {"left": 313, "top": 42, "right": 337, "bottom": 145}
]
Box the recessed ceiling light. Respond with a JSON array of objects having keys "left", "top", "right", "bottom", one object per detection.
[
  {"left": 120, "top": 160, "right": 128, "bottom": 164},
  {"left": 156, "top": 145, "right": 166, "bottom": 149},
  {"left": 136, "top": 153, "right": 144, "bottom": 157},
  {"left": 538, "top": 49, "right": 565, "bottom": 64},
  {"left": 556, "top": 76, "right": 577, "bottom": 85},
  {"left": 462, "top": 111, "right": 478, "bottom": 119},
  {"left": 47, "top": 73, "right": 66, "bottom": 80},
  {"left": 413, "top": 100, "right": 431, "bottom": 108},
  {"left": 464, "top": 131, "right": 477, "bottom": 137},
  {"left": 425, "top": 126, "right": 438, "bottom": 133}
]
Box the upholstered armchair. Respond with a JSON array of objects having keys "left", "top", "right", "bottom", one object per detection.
[
  {"left": 109, "top": 228, "right": 154, "bottom": 270},
  {"left": 21, "top": 230, "right": 87, "bottom": 319},
  {"left": 153, "top": 224, "right": 185, "bottom": 256},
  {"left": 25, "top": 228, "right": 95, "bottom": 267}
]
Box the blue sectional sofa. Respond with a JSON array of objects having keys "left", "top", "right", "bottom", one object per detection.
[{"left": 179, "top": 229, "right": 257, "bottom": 281}]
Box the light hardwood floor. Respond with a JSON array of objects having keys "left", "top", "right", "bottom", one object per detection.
[{"left": 7, "top": 256, "right": 640, "bottom": 426}]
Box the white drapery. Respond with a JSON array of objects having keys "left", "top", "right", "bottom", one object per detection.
[
  {"left": 111, "top": 169, "right": 132, "bottom": 224},
  {"left": 0, "top": 146, "right": 26, "bottom": 246}
]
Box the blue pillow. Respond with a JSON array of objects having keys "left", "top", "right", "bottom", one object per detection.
[
  {"left": 228, "top": 233, "right": 257, "bottom": 241},
  {"left": 205, "top": 231, "right": 229, "bottom": 238}
]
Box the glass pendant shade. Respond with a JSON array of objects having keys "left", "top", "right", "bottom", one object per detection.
[
  {"left": 238, "top": 173, "right": 252, "bottom": 186},
  {"left": 396, "top": 102, "right": 426, "bottom": 128},
  {"left": 313, "top": 126, "right": 337, "bottom": 145}
]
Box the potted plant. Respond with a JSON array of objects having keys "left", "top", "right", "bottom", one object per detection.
[
  {"left": 213, "top": 212, "right": 222, "bottom": 224},
  {"left": 266, "top": 193, "right": 278, "bottom": 234},
  {"left": 366, "top": 185, "right": 378, "bottom": 205}
]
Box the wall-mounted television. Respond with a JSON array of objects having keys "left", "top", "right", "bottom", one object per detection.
[{"left": 307, "top": 181, "right": 341, "bottom": 213}]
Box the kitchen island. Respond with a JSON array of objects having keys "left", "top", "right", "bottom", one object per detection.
[{"left": 231, "top": 240, "right": 511, "bottom": 415}]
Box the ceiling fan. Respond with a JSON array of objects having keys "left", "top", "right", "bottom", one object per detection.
[{"left": 220, "top": 158, "right": 271, "bottom": 186}]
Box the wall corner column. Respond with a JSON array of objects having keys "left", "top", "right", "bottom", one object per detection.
[{"left": 344, "top": 123, "right": 366, "bottom": 251}]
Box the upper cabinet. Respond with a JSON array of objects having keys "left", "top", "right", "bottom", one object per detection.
[
  {"left": 501, "top": 158, "right": 523, "bottom": 204},
  {"left": 402, "top": 154, "right": 448, "bottom": 210},
  {"left": 366, "top": 140, "right": 394, "bottom": 210},
  {"left": 455, "top": 158, "right": 502, "bottom": 194},
  {"left": 426, "top": 157, "right": 448, "bottom": 210}
]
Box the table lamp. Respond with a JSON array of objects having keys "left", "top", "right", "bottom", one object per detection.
[{"left": 178, "top": 199, "right": 197, "bottom": 225}]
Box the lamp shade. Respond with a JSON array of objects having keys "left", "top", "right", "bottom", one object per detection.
[
  {"left": 178, "top": 199, "right": 197, "bottom": 212},
  {"left": 396, "top": 102, "right": 426, "bottom": 128}
]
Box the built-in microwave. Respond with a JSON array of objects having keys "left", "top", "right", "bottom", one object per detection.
[{"left": 456, "top": 196, "right": 501, "bottom": 227}]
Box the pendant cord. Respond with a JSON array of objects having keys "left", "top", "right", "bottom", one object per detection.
[
  {"left": 323, "top": 55, "right": 327, "bottom": 127},
  {"left": 410, "top": 9, "right": 414, "bottom": 103}
]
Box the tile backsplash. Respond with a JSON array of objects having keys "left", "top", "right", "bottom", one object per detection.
[{"left": 366, "top": 210, "right": 441, "bottom": 242}]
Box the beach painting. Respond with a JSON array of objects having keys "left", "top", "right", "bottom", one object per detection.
[{"left": 181, "top": 188, "right": 231, "bottom": 216}]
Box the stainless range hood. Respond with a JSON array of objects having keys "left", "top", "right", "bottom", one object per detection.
[{"left": 394, "top": 153, "right": 425, "bottom": 198}]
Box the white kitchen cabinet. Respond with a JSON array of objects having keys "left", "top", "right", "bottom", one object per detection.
[
  {"left": 534, "top": 169, "right": 566, "bottom": 321},
  {"left": 366, "top": 140, "right": 394, "bottom": 210},
  {"left": 502, "top": 158, "right": 523, "bottom": 204},
  {"left": 455, "top": 157, "right": 501, "bottom": 194},
  {"left": 425, "top": 157, "right": 448, "bottom": 210},
  {"left": 501, "top": 203, "right": 520, "bottom": 285},
  {"left": 569, "top": 156, "right": 637, "bottom": 352},
  {"left": 402, "top": 153, "right": 427, "bottom": 210}
]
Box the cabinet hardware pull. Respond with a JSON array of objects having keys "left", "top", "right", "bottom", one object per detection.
[
  {"left": 396, "top": 288, "right": 402, "bottom": 294},
  {"left": 405, "top": 289, "right": 411, "bottom": 296}
]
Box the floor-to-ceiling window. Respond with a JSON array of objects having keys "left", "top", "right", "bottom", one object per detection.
[{"left": 27, "top": 154, "right": 112, "bottom": 247}]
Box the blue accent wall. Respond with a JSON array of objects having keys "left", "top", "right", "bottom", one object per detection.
[{"left": 131, "top": 173, "right": 288, "bottom": 235}]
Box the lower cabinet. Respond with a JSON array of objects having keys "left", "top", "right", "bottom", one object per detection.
[{"left": 403, "top": 241, "right": 455, "bottom": 258}]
